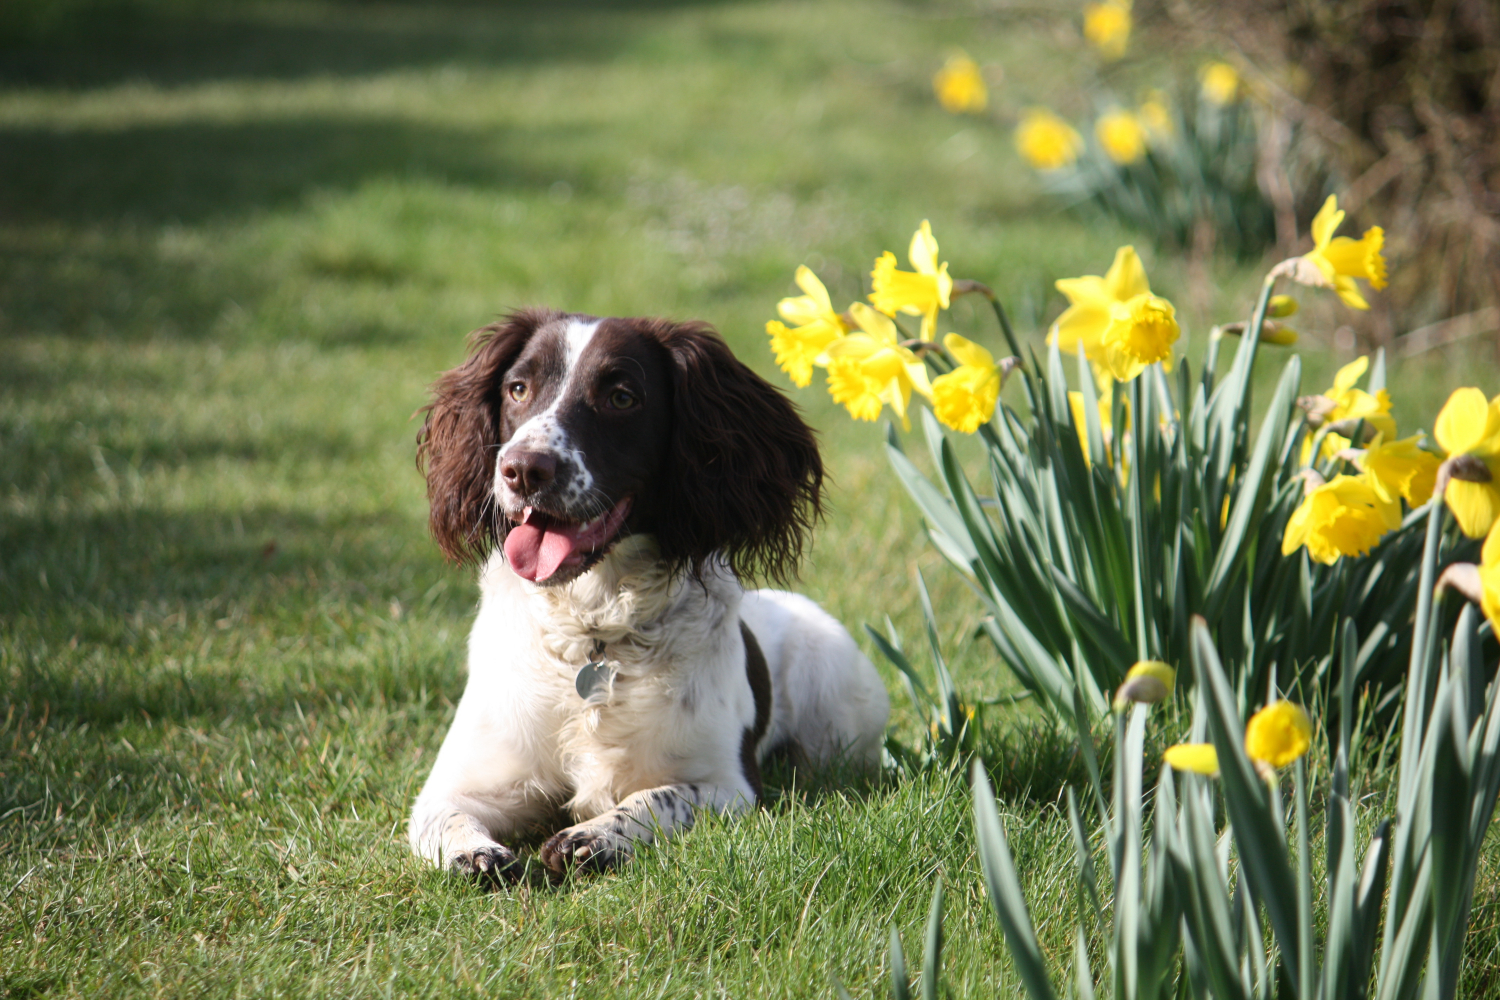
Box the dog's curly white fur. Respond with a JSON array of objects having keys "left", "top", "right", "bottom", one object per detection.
[{"left": 407, "top": 310, "right": 889, "bottom": 879}]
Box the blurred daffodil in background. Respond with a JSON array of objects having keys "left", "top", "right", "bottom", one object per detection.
[
  {"left": 1137, "top": 90, "right": 1173, "bottom": 140},
  {"left": 1050, "top": 245, "right": 1179, "bottom": 381},
  {"left": 1165, "top": 700, "right": 1312, "bottom": 778},
  {"left": 1199, "top": 61, "right": 1240, "bottom": 105},
  {"left": 1082, "top": 0, "right": 1131, "bottom": 60},
  {"left": 1095, "top": 108, "right": 1148, "bottom": 165},
  {"left": 870, "top": 220, "right": 952, "bottom": 340},
  {"left": 1015, "top": 108, "right": 1083, "bottom": 170},
  {"left": 1244, "top": 701, "right": 1313, "bottom": 768},
  {"left": 933, "top": 51, "right": 988, "bottom": 114},
  {"left": 1433, "top": 387, "right": 1500, "bottom": 537},
  {"left": 1283, "top": 195, "right": 1387, "bottom": 310},
  {"left": 1113, "top": 660, "right": 1174, "bottom": 710}
]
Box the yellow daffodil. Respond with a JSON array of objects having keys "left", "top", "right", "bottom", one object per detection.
[
  {"left": 1480, "top": 520, "right": 1500, "bottom": 633},
  {"left": 1113, "top": 660, "right": 1175, "bottom": 710},
  {"left": 931, "top": 333, "right": 1003, "bottom": 433},
  {"left": 1016, "top": 108, "right": 1083, "bottom": 171},
  {"left": 1102, "top": 293, "right": 1179, "bottom": 380},
  {"left": 1433, "top": 387, "right": 1500, "bottom": 537},
  {"left": 1268, "top": 295, "right": 1298, "bottom": 318},
  {"left": 1200, "top": 62, "right": 1240, "bottom": 105},
  {"left": 1083, "top": 0, "right": 1131, "bottom": 60},
  {"left": 1281, "top": 472, "right": 1401, "bottom": 564},
  {"left": 1244, "top": 701, "right": 1312, "bottom": 768},
  {"left": 766, "top": 265, "right": 849, "bottom": 387},
  {"left": 1050, "top": 246, "right": 1180, "bottom": 381},
  {"left": 1165, "top": 700, "right": 1312, "bottom": 779},
  {"left": 1095, "top": 109, "right": 1148, "bottom": 165},
  {"left": 1138, "top": 91, "right": 1173, "bottom": 142},
  {"left": 825, "top": 303, "right": 932, "bottom": 430},
  {"left": 1163, "top": 744, "right": 1219, "bottom": 776},
  {"left": 1299, "top": 356, "right": 1396, "bottom": 463},
  {"left": 869, "top": 220, "right": 953, "bottom": 341},
  {"left": 1361, "top": 434, "right": 1440, "bottom": 507},
  {"left": 1290, "top": 195, "right": 1388, "bottom": 310},
  {"left": 934, "top": 51, "right": 988, "bottom": 114}
]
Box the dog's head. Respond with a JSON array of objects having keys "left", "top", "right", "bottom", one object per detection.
[{"left": 417, "top": 309, "right": 823, "bottom": 586}]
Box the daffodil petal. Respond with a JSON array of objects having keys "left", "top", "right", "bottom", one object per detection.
[
  {"left": 1330, "top": 356, "right": 1368, "bottom": 396},
  {"left": 1435, "top": 387, "right": 1499, "bottom": 456},
  {"left": 909, "top": 220, "right": 940, "bottom": 276},
  {"left": 1445, "top": 480, "right": 1500, "bottom": 539},
  {"left": 793, "top": 265, "right": 834, "bottom": 311},
  {"left": 1164, "top": 744, "right": 1220, "bottom": 775},
  {"left": 1310, "top": 195, "right": 1343, "bottom": 249},
  {"left": 848, "top": 302, "right": 900, "bottom": 345},
  {"left": 943, "top": 332, "right": 995, "bottom": 369},
  {"left": 1103, "top": 246, "right": 1150, "bottom": 301}
]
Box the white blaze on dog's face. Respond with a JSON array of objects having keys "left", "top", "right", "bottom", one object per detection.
[
  {"left": 418, "top": 308, "right": 824, "bottom": 588},
  {"left": 493, "top": 315, "right": 675, "bottom": 585}
]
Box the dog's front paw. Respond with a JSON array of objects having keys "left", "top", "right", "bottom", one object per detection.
[
  {"left": 448, "top": 844, "right": 520, "bottom": 886},
  {"left": 539, "top": 825, "right": 631, "bottom": 874}
]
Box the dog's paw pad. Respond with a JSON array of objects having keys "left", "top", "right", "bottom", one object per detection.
[
  {"left": 539, "top": 827, "right": 629, "bottom": 874},
  {"left": 448, "top": 845, "right": 519, "bottom": 885}
]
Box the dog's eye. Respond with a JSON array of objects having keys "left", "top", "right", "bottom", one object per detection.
[
  {"left": 608, "top": 389, "right": 637, "bottom": 410},
  {"left": 508, "top": 382, "right": 529, "bottom": 402}
]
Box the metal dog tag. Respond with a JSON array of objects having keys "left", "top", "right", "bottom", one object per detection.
[{"left": 575, "top": 660, "right": 614, "bottom": 700}]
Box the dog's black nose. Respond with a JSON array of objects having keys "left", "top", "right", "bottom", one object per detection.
[{"left": 500, "top": 449, "right": 557, "bottom": 495}]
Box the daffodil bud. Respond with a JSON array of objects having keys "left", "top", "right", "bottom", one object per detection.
[
  {"left": 1113, "top": 660, "right": 1176, "bottom": 710},
  {"left": 1322, "top": 418, "right": 1381, "bottom": 443},
  {"left": 1267, "top": 294, "right": 1299, "bottom": 318},
  {"left": 1296, "top": 394, "right": 1338, "bottom": 427},
  {"left": 1220, "top": 319, "right": 1297, "bottom": 345}
]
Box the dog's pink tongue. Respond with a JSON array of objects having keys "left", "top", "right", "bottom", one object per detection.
[{"left": 504, "top": 521, "right": 577, "bottom": 582}]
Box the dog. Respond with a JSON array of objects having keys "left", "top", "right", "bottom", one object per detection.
[{"left": 407, "top": 308, "right": 890, "bottom": 880}]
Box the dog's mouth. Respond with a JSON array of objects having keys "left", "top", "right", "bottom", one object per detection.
[{"left": 503, "top": 497, "right": 633, "bottom": 584}]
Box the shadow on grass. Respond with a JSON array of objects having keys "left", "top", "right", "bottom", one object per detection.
[
  {"left": 0, "top": 0, "right": 745, "bottom": 89},
  {"left": 1, "top": 502, "right": 467, "bottom": 720},
  {"left": 0, "top": 117, "right": 602, "bottom": 230}
]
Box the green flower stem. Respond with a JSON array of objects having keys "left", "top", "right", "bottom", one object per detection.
[
  {"left": 1232, "top": 272, "right": 1280, "bottom": 452},
  {"left": 1295, "top": 758, "right": 1314, "bottom": 1000},
  {"left": 1202, "top": 328, "right": 1224, "bottom": 395},
  {"left": 957, "top": 281, "right": 1024, "bottom": 363}
]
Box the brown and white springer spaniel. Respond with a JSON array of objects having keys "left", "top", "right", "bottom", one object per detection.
[{"left": 408, "top": 309, "right": 889, "bottom": 880}]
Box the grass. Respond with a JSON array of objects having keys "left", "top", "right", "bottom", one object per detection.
[{"left": 2, "top": 0, "right": 1498, "bottom": 996}]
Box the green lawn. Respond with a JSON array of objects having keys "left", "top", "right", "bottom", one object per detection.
[{"left": 3, "top": 1, "right": 1497, "bottom": 997}]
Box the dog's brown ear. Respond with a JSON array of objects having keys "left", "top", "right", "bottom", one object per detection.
[
  {"left": 647, "top": 320, "right": 823, "bottom": 584},
  {"left": 417, "top": 309, "right": 555, "bottom": 565}
]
